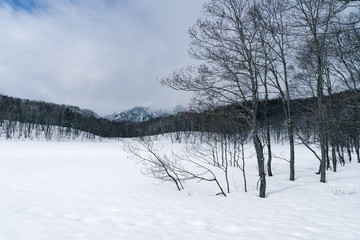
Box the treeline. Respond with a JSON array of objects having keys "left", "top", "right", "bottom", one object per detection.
[
  {"left": 0, "top": 94, "right": 134, "bottom": 139},
  {"left": 0, "top": 121, "right": 99, "bottom": 140},
  {"left": 2, "top": 89, "right": 358, "bottom": 158}
]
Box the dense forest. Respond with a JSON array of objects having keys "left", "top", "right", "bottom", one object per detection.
[
  {"left": 0, "top": 94, "right": 132, "bottom": 139},
  {"left": 1, "top": 89, "right": 359, "bottom": 165}
]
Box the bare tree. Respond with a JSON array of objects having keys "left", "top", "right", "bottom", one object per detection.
[
  {"left": 162, "top": 0, "right": 267, "bottom": 198},
  {"left": 193, "top": 131, "right": 249, "bottom": 193},
  {"left": 255, "top": 0, "right": 296, "bottom": 180},
  {"left": 331, "top": 9, "right": 360, "bottom": 164},
  {"left": 293, "top": 0, "right": 357, "bottom": 182},
  {"left": 126, "top": 136, "right": 230, "bottom": 196},
  {"left": 125, "top": 137, "right": 184, "bottom": 191}
]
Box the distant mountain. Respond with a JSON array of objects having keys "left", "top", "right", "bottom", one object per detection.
[{"left": 105, "top": 106, "right": 185, "bottom": 122}]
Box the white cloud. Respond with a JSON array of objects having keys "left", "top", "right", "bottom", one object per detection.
[{"left": 0, "top": 0, "right": 206, "bottom": 115}]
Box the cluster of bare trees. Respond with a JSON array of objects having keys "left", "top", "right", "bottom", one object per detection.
[
  {"left": 0, "top": 120, "right": 97, "bottom": 140},
  {"left": 126, "top": 131, "right": 250, "bottom": 197},
  {"left": 155, "top": 0, "right": 360, "bottom": 198}
]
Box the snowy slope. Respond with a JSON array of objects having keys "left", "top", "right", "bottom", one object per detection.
[{"left": 0, "top": 139, "right": 359, "bottom": 240}]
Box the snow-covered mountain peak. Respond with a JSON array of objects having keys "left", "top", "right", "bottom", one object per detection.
[{"left": 105, "top": 106, "right": 185, "bottom": 122}]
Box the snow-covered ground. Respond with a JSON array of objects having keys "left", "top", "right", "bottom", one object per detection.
[{"left": 0, "top": 139, "right": 359, "bottom": 240}]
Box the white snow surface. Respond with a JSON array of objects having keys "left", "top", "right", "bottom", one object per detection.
[{"left": 0, "top": 138, "right": 359, "bottom": 240}]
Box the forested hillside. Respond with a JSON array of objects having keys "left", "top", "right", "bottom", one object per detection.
[
  {"left": 1, "top": 90, "right": 359, "bottom": 163},
  {"left": 0, "top": 95, "right": 133, "bottom": 139}
]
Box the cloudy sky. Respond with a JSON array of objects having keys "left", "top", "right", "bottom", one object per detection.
[{"left": 0, "top": 0, "right": 206, "bottom": 115}]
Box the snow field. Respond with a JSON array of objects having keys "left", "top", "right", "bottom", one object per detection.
[{"left": 0, "top": 139, "right": 359, "bottom": 240}]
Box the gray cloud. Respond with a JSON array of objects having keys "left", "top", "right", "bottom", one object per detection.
[{"left": 0, "top": 0, "right": 206, "bottom": 115}]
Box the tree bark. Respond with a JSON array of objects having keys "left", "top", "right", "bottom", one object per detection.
[{"left": 252, "top": 123, "right": 266, "bottom": 198}]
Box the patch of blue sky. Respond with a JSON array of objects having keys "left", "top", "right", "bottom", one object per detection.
[{"left": 1, "top": 0, "right": 46, "bottom": 13}]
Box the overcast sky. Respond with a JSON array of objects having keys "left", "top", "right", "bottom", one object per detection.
[{"left": 0, "top": 0, "right": 206, "bottom": 115}]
